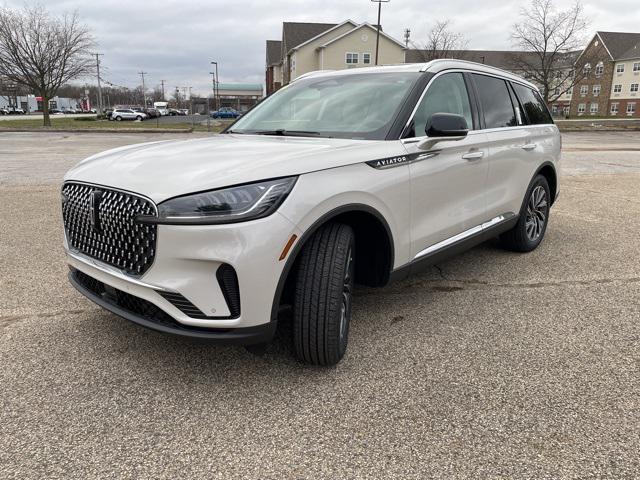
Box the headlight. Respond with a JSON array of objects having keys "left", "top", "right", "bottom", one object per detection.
[{"left": 149, "top": 177, "right": 297, "bottom": 225}]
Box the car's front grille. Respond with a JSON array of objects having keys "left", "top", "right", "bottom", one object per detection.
[{"left": 62, "top": 182, "right": 157, "bottom": 276}]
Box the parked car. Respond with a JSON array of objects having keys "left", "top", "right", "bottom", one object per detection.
[
  {"left": 210, "top": 107, "right": 241, "bottom": 119},
  {"left": 109, "top": 108, "right": 147, "bottom": 121},
  {"left": 49, "top": 109, "right": 64, "bottom": 115},
  {"left": 168, "top": 108, "right": 180, "bottom": 116},
  {"left": 178, "top": 109, "right": 190, "bottom": 115},
  {"left": 0, "top": 107, "right": 9, "bottom": 115},
  {"left": 143, "top": 108, "right": 160, "bottom": 118},
  {"left": 61, "top": 60, "right": 560, "bottom": 365},
  {"left": 6, "top": 107, "right": 25, "bottom": 114}
]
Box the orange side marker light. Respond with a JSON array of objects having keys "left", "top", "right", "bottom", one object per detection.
[{"left": 279, "top": 234, "right": 298, "bottom": 261}]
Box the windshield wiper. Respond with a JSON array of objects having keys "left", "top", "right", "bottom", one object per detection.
[{"left": 252, "top": 129, "right": 322, "bottom": 137}]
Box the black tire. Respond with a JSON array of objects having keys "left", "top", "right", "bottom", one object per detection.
[
  {"left": 136, "top": 115, "right": 142, "bottom": 121},
  {"left": 499, "top": 174, "right": 551, "bottom": 252},
  {"left": 115, "top": 116, "right": 122, "bottom": 121},
  {"left": 292, "top": 222, "right": 355, "bottom": 366}
]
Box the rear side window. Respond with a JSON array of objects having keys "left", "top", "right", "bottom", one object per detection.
[
  {"left": 472, "top": 74, "right": 517, "bottom": 129},
  {"left": 511, "top": 83, "right": 554, "bottom": 125}
]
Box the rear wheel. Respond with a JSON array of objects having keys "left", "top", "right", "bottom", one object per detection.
[
  {"left": 292, "top": 223, "right": 355, "bottom": 366},
  {"left": 136, "top": 115, "right": 142, "bottom": 121},
  {"left": 500, "top": 174, "right": 550, "bottom": 252},
  {"left": 115, "top": 116, "right": 122, "bottom": 121}
]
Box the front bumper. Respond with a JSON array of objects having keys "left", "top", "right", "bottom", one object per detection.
[
  {"left": 69, "top": 268, "right": 275, "bottom": 343},
  {"left": 66, "top": 210, "right": 303, "bottom": 339}
]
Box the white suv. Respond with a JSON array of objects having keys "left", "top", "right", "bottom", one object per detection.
[
  {"left": 110, "top": 108, "right": 147, "bottom": 121},
  {"left": 62, "top": 60, "right": 560, "bottom": 365}
]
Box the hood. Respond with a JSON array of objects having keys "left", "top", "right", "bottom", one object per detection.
[{"left": 64, "top": 134, "right": 395, "bottom": 202}]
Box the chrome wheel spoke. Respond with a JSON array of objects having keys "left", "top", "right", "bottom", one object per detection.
[{"left": 525, "top": 185, "right": 548, "bottom": 241}]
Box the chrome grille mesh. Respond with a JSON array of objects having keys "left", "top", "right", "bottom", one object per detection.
[{"left": 62, "top": 182, "right": 157, "bottom": 276}]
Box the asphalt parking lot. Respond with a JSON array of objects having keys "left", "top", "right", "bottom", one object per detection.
[{"left": 1, "top": 131, "right": 639, "bottom": 478}]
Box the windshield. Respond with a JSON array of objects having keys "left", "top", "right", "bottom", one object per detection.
[{"left": 230, "top": 72, "right": 420, "bottom": 140}]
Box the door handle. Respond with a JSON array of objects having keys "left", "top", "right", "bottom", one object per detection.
[
  {"left": 462, "top": 151, "right": 484, "bottom": 161},
  {"left": 520, "top": 143, "right": 537, "bottom": 151}
]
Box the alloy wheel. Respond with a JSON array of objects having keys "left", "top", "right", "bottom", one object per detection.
[
  {"left": 525, "top": 185, "right": 548, "bottom": 241},
  {"left": 339, "top": 246, "right": 354, "bottom": 342}
]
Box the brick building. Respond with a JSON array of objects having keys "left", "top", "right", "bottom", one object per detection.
[{"left": 571, "top": 32, "right": 640, "bottom": 118}]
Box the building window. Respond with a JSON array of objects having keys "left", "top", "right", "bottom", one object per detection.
[
  {"left": 583, "top": 63, "right": 591, "bottom": 75},
  {"left": 614, "top": 84, "right": 622, "bottom": 93},
  {"left": 616, "top": 64, "right": 625, "bottom": 73},
  {"left": 627, "top": 103, "right": 636, "bottom": 114},
  {"left": 578, "top": 103, "right": 586, "bottom": 113},
  {"left": 631, "top": 84, "right": 639, "bottom": 93},
  {"left": 363, "top": 53, "right": 371, "bottom": 64},
  {"left": 634, "top": 63, "right": 640, "bottom": 72},
  {"left": 554, "top": 87, "right": 560, "bottom": 96},
  {"left": 580, "top": 85, "right": 588, "bottom": 95},
  {"left": 595, "top": 62, "right": 604, "bottom": 76},
  {"left": 610, "top": 103, "right": 619, "bottom": 114},
  {"left": 552, "top": 105, "right": 558, "bottom": 114},
  {"left": 590, "top": 103, "right": 598, "bottom": 113},
  {"left": 593, "top": 85, "right": 601, "bottom": 96},
  {"left": 345, "top": 52, "right": 359, "bottom": 64}
]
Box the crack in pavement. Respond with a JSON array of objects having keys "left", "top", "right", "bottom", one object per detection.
[
  {"left": 0, "top": 308, "right": 97, "bottom": 329},
  {"left": 359, "top": 275, "right": 640, "bottom": 297}
]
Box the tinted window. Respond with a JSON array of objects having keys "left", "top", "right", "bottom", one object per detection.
[
  {"left": 511, "top": 83, "right": 554, "bottom": 125},
  {"left": 472, "top": 74, "right": 517, "bottom": 129},
  {"left": 408, "top": 72, "right": 473, "bottom": 138}
]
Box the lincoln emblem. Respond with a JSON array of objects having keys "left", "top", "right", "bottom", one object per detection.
[{"left": 88, "top": 190, "right": 103, "bottom": 232}]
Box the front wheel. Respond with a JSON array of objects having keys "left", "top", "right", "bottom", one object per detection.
[
  {"left": 500, "top": 174, "right": 550, "bottom": 252},
  {"left": 292, "top": 223, "right": 355, "bottom": 366},
  {"left": 115, "top": 116, "right": 122, "bottom": 121},
  {"left": 136, "top": 115, "right": 142, "bottom": 121}
]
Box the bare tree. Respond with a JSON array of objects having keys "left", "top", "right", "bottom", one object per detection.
[
  {"left": 411, "top": 20, "right": 468, "bottom": 62},
  {"left": 0, "top": 4, "right": 94, "bottom": 126},
  {"left": 511, "top": 0, "right": 588, "bottom": 104}
]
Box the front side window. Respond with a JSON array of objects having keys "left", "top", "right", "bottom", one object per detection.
[
  {"left": 229, "top": 72, "right": 420, "bottom": 140},
  {"left": 473, "top": 74, "right": 517, "bottom": 129},
  {"left": 346, "top": 53, "right": 358, "bottom": 64},
  {"left": 407, "top": 72, "right": 473, "bottom": 138},
  {"left": 511, "top": 83, "right": 554, "bottom": 125}
]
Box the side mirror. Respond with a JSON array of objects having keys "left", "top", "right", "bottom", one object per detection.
[{"left": 418, "top": 113, "right": 469, "bottom": 150}]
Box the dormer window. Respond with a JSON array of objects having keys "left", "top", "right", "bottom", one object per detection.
[{"left": 583, "top": 63, "right": 591, "bottom": 75}]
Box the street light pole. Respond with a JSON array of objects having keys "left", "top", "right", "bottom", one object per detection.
[
  {"left": 371, "top": 0, "right": 390, "bottom": 66},
  {"left": 211, "top": 61, "right": 219, "bottom": 110}
]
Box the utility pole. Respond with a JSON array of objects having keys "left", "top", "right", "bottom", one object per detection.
[
  {"left": 371, "top": 0, "right": 390, "bottom": 65},
  {"left": 188, "top": 86, "right": 193, "bottom": 114},
  {"left": 160, "top": 79, "right": 166, "bottom": 101},
  {"left": 139, "top": 71, "right": 148, "bottom": 107},
  {"left": 404, "top": 28, "right": 411, "bottom": 48},
  {"left": 92, "top": 53, "right": 104, "bottom": 114}
]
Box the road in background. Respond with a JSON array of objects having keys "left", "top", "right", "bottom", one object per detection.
[{"left": 1, "top": 131, "right": 638, "bottom": 478}]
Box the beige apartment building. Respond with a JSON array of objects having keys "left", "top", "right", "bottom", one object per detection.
[{"left": 265, "top": 20, "right": 406, "bottom": 94}]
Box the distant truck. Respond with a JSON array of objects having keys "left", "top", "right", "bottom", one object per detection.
[{"left": 153, "top": 101, "right": 169, "bottom": 116}]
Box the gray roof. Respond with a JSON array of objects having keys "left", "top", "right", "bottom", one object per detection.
[
  {"left": 405, "top": 49, "right": 579, "bottom": 70},
  {"left": 266, "top": 40, "right": 282, "bottom": 66},
  {"left": 282, "top": 22, "right": 337, "bottom": 57},
  {"left": 598, "top": 31, "right": 640, "bottom": 60}
]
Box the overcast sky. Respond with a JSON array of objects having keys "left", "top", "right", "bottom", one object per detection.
[{"left": 4, "top": 0, "right": 638, "bottom": 95}]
